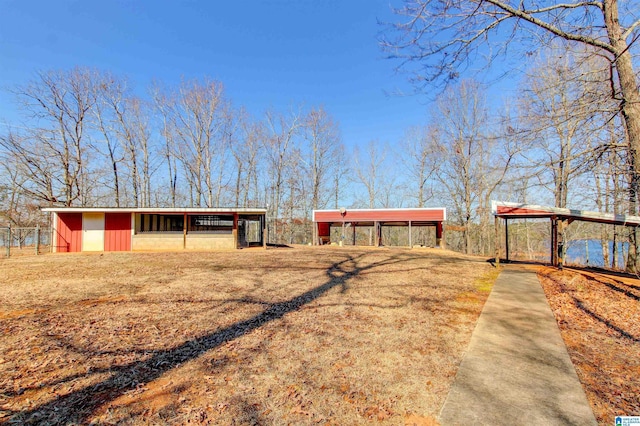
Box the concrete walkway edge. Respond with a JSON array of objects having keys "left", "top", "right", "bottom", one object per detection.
[{"left": 438, "top": 266, "right": 597, "bottom": 425}]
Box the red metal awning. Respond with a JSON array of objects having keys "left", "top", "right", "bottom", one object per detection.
[
  {"left": 492, "top": 201, "right": 640, "bottom": 227},
  {"left": 313, "top": 208, "right": 446, "bottom": 223}
]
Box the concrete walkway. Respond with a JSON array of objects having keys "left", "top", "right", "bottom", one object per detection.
[{"left": 439, "top": 266, "right": 597, "bottom": 425}]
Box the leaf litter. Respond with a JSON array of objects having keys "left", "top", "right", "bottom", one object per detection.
[
  {"left": 538, "top": 267, "right": 640, "bottom": 425},
  {"left": 0, "top": 247, "right": 495, "bottom": 425}
]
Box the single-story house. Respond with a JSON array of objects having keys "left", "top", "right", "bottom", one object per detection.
[{"left": 41, "top": 207, "right": 267, "bottom": 252}]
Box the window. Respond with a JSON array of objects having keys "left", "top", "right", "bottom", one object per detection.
[
  {"left": 137, "top": 214, "right": 184, "bottom": 233},
  {"left": 188, "top": 215, "right": 233, "bottom": 233}
]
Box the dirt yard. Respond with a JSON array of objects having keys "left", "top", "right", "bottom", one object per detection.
[
  {"left": 538, "top": 267, "right": 640, "bottom": 425},
  {"left": 0, "top": 247, "right": 497, "bottom": 425}
]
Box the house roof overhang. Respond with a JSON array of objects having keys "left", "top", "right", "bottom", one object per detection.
[{"left": 41, "top": 207, "right": 267, "bottom": 214}]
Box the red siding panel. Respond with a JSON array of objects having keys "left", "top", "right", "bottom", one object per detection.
[
  {"left": 57, "top": 213, "right": 82, "bottom": 252},
  {"left": 318, "top": 222, "right": 330, "bottom": 236},
  {"left": 314, "top": 209, "right": 445, "bottom": 223},
  {"left": 104, "top": 213, "right": 131, "bottom": 251}
]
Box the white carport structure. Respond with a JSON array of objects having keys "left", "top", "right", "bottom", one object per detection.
[{"left": 492, "top": 201, "right": 640, "bottom": 268}]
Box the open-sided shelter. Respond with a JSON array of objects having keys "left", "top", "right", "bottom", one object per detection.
[
  {"left": 312, "top": 208, "right": 446, "bottom": 247},
  {"left": 42, "top": 207, "right": 267, "bottom": 252},
  {"left": 492, "top": 201, "right": 640, "bottom": 267}
]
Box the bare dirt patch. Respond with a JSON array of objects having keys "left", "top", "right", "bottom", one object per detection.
[
  {"left": 538, "top": 267, "right": 640, "bottom": 424},
  {"left": 0, "top": 247, "right": 495, "bottom": 425}
]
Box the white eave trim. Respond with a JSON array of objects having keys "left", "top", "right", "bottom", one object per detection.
[{"left": 41, "top": 207, "right": 268, "bottom": 214}]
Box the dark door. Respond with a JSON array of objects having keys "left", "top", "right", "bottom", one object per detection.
[{"left": 237, "top": 219, "right": 248, "bottom": 248}]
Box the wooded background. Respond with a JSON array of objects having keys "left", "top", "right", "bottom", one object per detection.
[{"left": 1, "top": 1, "right": 638, "bottom": 269}]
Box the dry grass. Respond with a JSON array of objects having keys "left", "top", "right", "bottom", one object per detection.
[
  {"left": 538, "top": 267, "right": 640, "bottom": 425},
  {"left": 0, "top": 247, "right": 495, "bottom": 425},
  {"left": 2, "top": 245, "right": 50, "bottom": 258}
]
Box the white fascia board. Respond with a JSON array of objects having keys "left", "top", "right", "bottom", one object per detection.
[{"left": 41, "top": 207, "right": 268, "bottom": 214}]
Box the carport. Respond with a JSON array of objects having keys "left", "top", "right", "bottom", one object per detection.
[
  {"left": 312, "top": 208, "right": 446, "bottom": 248},
  {"left": 492, "top": 201, "right": 640, "bottom": 267}
]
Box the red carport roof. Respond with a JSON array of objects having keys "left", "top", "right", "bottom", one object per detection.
[
  {"left": 492, "top": 201, "right": 640, "bottom": 227},
  {"left": 313, "top": 208, "right": 446, "bottom": 223}
]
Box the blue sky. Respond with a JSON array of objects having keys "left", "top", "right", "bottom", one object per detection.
[
  {"left": 0, "top": 0, "right": 530, "bottom": 212},
  {"left": 0, "top": 0, "right": 464, "bottom": 148}
]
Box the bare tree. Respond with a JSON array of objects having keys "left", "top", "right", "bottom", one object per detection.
[
  {"left": 0, "top": 149, "right": 31, "bottom": 225},
  {"left": 332, "top": 144, "right": 350, "bottom": 209},
  {"left": 95, "top": 75, "right": 156, "bottom": 207},
  {"left": 94, "top": 77, "right": 123, "bottom": 207},
  {"left": 432, "top": 81, "right": 485, "bottom": 253},
  {"left": 231, "top": 110, "right": 263, "bottom": 207},
  {"left": 282, "top": 146, "right": 305, "bottom": 243},
  {"left": 299, "top": 107, "right": 345, "bottom": 242},
  {"left": 353, "top": 141, "right": 388, "bottom": 209},
  {"left": 0, "top": 131, "right": 56, "bottom": 206},
  {"left": 9, "top": 68, "right": 99, "bottom": 206},
  {"left": 128, "top": 97, "right": 155, "bottom": 208},
  {"left": 400, "top": 125, "right": 438, "bottom": 207},
  {"left": 431, "top": 80, "right": 514, "bottom": 254},
  {"left": 263, "top": 109, "right": 302, "bottom": 242},
  {"left": 381, "top": 1, "right": 640, "bottom": 139},
  {"left": 301, "top": 107, "right": 343, "bottom": 211},
  {"left": 156, "top": 79, "right": 228, "bottom": 207},
  {"left": 213, "top": 104, "right": 235, "bottom": 207},
  {"left": 351, "top": 141, "right": 401, "bottom": 245},
  {"left": 151, "top": 84, "right": 179, "bottom": 207},
  {"left": 382, "top": 0, "right": 640, "bottom": 268},
  {"left": 518, "top": 49, "right": 610, "bottom": 208},
  {"left": 595, "top": 151, "right": 627, "bottom": 268}
]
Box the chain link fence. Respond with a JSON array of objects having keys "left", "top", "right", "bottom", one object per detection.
[{"left": 1, "top": 226, "right": 51, "bottom": 258}]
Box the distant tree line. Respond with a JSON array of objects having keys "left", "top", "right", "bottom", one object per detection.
[
  {"left": 0, "top": 69, "right": 347, "bottom": 244},
  {"left": 0, "top": 20, "right": 636, "bottom": 270}
]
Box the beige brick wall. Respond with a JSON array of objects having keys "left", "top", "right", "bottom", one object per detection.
[
  {"left": 132, "top": 233, "right": 236, "bottom": 251},
  {"left": 186, "top": 234, "right": 235, "bottom": 250},
  {"left": 132, "top": 234, "right": 185, "bottom": 251}
]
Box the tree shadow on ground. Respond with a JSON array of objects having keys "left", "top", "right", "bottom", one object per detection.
[
  {"left": 265, "top": 243, "right": 294, "bottom": 248},
  {"left": 487, "top": 258, "right": 548, "bottom": 267},
  {"left": 539, "top": 269, "right": 639, "bottom": 343},
  {"left": 574, "top": 300, "right": 640, "bottom": 343},
  {"left": 565, "top": 266, "right": 640, "bottom": 297},
  {"left": 567, "top": 264, "right": 640, "bottom": 284},
  {"left": 494, "top": 259, "right": 640, "bottom": 296},
  {"left": 9, "top": 251, "right": 420, "bottom": 424}
]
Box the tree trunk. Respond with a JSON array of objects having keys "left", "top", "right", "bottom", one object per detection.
[
  {"left": 627, "top": 176, "right": 639, "bottom": 272},
  {"left": 613, "top": 226, "right": 619, "bottom": 269},
  {"left": 603, "top": 0, "right": 640, "bottom": 272}
]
